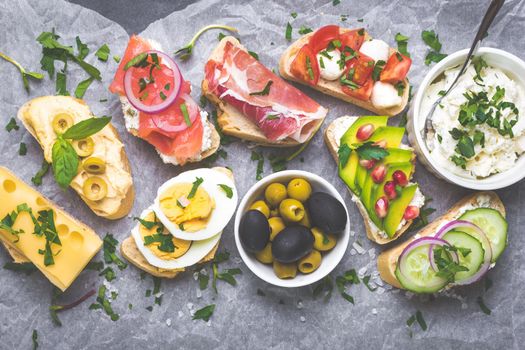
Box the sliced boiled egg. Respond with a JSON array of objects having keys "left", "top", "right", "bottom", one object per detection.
[
  {"left": 153, "top": 168, "right": 238, "bottom": 241},
  {"left": 131, "top": 207, "right": 221, "bottom": 269},
  {"left": 371, "top": 81, "right": 403, "bottom": 109},
  {"left": 316, "top": 49, "right": 344, "bottom": 81},
  {"left": 359, "top": 39, "right": 390, "bottom": 63}
]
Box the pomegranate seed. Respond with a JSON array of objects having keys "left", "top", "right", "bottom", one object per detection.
[
  {"left": 371, "top": 164, "right": 387, "bottom": 183},
  {"left": 356, "top": 123, "right": 375, "bottom": 141},
  {"left": 375, "top": 196, "right": 389, "bottom": 218},
  {"left": 403, "top": 206, "right": 420, "bottom": 220},
  {"left": 384, "top": 181, "right": 397, "bottom": 200},
  {"left": 392, "top": 170, "right": 408, "bottom": 186},
  {"left": 359, "top": 159, "right": 376, "bottom": 170},
  {"left": 373, "top": 139, "right": 387, "bottom": 148}
]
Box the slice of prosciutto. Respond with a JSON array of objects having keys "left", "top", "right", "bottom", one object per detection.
[
  {"left": 109, "top": 35, "right": 204, "bottom": 165},
  {"left": 204, "top": 40, "right": 327, "bottom": 143}
]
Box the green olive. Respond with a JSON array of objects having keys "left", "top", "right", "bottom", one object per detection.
[
  {"left": 82, "top": 157, "right": 106, "bottom": 174},
  {"left": 279, "top": 198, "right": 305, "bottom": 222},
  {"left": 72, "top": 137, "right": 94, "bottom": 157},
  {"left": 298, "top": 209, "right": 311, "bottom": 228},
  {"left": 268, "top": 217, "right": 285, "bottom": 241},
  {"left": 298, "top": 250, "right": 322, "bottom": 274},
  {"left": 287, "top": 178, "right": 312, "bottom": 202},
  {"left": 311, "top": 227, "right": 337, "bottom": 251},
  {"left": 255, "top": 243, "right": 273, "bottom": 264},
  {"left": 273, "top": 261, "right": 297, "bottom": 279},
  {"left": 82, "top": 176, "right": 108, "bottom": 201},
  {"left": 249, "top": 200, "right": 270, "bottom": 218},
  {"left": 264, "top": 183, "right": 287, "bottom": 208},
  {"left": 52, "top": 113, "right": 74, "bottom": 134}
]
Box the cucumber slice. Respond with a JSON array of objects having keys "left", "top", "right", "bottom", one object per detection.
[
  {"left": 459, "top": 208, "right": 508, "bottom": 262},
  {"left": 395, "top": 244, "right": 448, "bottom": 293},
  {"left": 442, "top": 230, "right": 484, "bottom": 282}
]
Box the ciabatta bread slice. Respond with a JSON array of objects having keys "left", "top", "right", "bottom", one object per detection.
[
  {"left": 279, "top": 29, "right": 409, "bottom": 116},
  {"left": 202, "top": 36, "right": 324, "bottom": 147},
  {"left": 324, "top": 116, "right": 416, "bottom": 244},
  {"left": 377, "top": 191, "right": 505, "bottom": 289}
]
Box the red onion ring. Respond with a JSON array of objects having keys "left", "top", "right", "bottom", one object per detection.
[
  {"left": 398, "top": 236, "right": 455, "bottom": 289},
  {"left": 431, "top": 220, "right": 492, "bottom": 285},
  {"left": 150, "top": 94, "right": 200, "bottom": 134},
  {"left": 124, "top": 50, "right": 182, "bottom": 113}
]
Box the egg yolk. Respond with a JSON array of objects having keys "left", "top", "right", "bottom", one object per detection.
[
  {"left": 159, "top": 183, "right": 215, "bottom": 232},
  {"left": 139, "top": 211, "right": 192, "bottom": 260}
]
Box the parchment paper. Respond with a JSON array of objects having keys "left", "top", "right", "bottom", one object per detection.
[{"left": 1, "top": 0, "right": 524, "bottom": 349}]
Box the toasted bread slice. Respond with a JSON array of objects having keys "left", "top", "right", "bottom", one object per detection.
[
  {"left": 120, "top": 167, "right": 233, "bottom": 278},
  {"left": 377, "top": 191, "right": 505, "bottom": 289},
  {"left": 18, "top": 96, "right": 134, "bottom": 220},
  {"left": 324, "top": 116, "right": 416, "bottom": 244},
  {"left": 202, "top": 36, "right": 325, "bottom": 147},
  {"left": 279, "top": 29, "right": 409, "bottom": 116}
]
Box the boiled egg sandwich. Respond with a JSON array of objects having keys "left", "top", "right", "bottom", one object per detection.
[{"left": 121, "top": 167, "right": 238, "bottom": 278}]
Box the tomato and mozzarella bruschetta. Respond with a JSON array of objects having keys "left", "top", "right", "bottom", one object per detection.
[
  {"left": 280, "top": 25, "right": 412, "bottom": 116},
  {"left": 110, "top": 35, "right": 219, "bottom": 166},
  {"left": 202, "top": 36, "right": 327, "bottom": 147}
]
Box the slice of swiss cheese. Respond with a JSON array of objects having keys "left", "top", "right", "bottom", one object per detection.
[{"left": 0, "top": 166, "right": 102, "bottom": 291}]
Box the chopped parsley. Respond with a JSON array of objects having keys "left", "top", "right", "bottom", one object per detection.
[
  {"left": 5, "top": 117, "right": 19, "bottom": 132},
  {"left": 144, "top": 233, "right": 176, "bottom": 253},
  {"left": 355, "top": 142, "right": 390, "bottom": 160},
  {"left": 395, "top": 33, "right": 410, "bottom": 57},
  {"left": 336, "top": 269, "right": 360, "bottom": 303},
  {"left": 188, "top": 177, "right": 204, "bottom": 199},
  {"left": 113, "top": 55, "right": 121, "bottom": 63},
  {"left": 193, "top": 304, "right": 215, "bottom": 321},
  {"left": 249, "top": 80, "right": 273, "bottom": 96},
  {"left": 422, "top": 29, "right": 447, "bottom": 65},
  {"left": 433, "top": 245, "right": 469, "bottom": 283}
]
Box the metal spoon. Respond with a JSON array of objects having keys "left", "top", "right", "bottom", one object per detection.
[{"left": 421, "top": 0, "right": 505, "bottom": 140}]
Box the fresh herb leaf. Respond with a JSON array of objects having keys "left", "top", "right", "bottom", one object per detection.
[
  {"left": 410, "top": 198, "right": 436, "bottom": 231},
  {"left": 269, "top": 154, "right": 287, "bottom": 172},
  {"left": 134, "top": 216, "right": 157, "bottom": 230},
  {"left": 362, "top": 275, "right": 377, "bottom": 292},
  {"left": 218, "top": 33, "right": 226, "bottom": 41},
  {"left": 61, "top": 116, "right": 111, "bottom": 140},
  {"left": 298, "top": 26, "right": 313, "bottom": 35},
  {"left": 50, "top": 288, "right": 96, "bottom": 326},
  {"left": 180, "top": 103, "right": 192, "bottom": 126},
  {"left": 95, "top": 44, "right": 110, "bottom": 62},
  {"left": 335, "top": 269, "right": 360, "bottom": 304},
  {"left": 5, "top": 117, "right": 19, "bottom": 132},
  {"left": 249, "top": 80, "right": 273, "bottom": 96},
  {"left": 425, "top": 51, "right": 447, "bottom": 65},
  {"left": 372, "top": 60, "right": 386, "bottom": 81},
  {"left": 86, "top": 260, "right": 104, "bottom": 271},
  {"left": 333, "top": 0, "right": 341, "bottom": 5},
  {"left": 188, "top": 177, "right": 204, "bottom": 199},
  {"left": 99, "top": 266, "right": 116, "bottom": 282},
  {"left": 198, "top": 269, "right": 209, "bottom": 290},
  {"left": 0, "top": 52, "right": 44, "bottom": 92},
  {"left": 51, "top": 137, "right": 79, "bottom": 189},
  {"left": 456, "top": 135, "right": 475, "bottom": 158},
  {"left": 103, "top": 233, "right": 127, "bottom": 270},
  {"left": 175, "top": 24, "right": 238, "bottom": 60},
  {"left": 113, "top": 55, "right": 121, "bottom": 63},
  {"left": 3, "top": 262, "right": 36, "bottom": 274},
  {"left": 291, "top": 12, "right": 298, "bottom": 18},
  {"left": 251, "top": 150, "right": 264, "bottom": 180},
  {"left": 395, "top": 82, "right": 405, "bottom": 96},
  {"left": 218, "top": 184, "right": 233, "bottom": 198},
  {"left": 248, "top": 51, "right": 259, "bottom": 60},
  {"left": 312, "top": 276, "right": 334, "bottom": 303},
  {"left": 217, "top": 268, "right": 242, "bottom": 286},
  {"left": 415, "top": 310, "right": 427, "bottom": 331},
  {"left": 18, "top": 142, "right": 27, "bottom": 156},
  {"left": 422, "top": 30, "right": 442, "bottom": 52},
  {"left": 193, "top": 304, "right": 215, "bottom": 321},
  {"left": 74, "top": 77, "right": 94, "bottom": 98},
  {"left": 144, "top": 233, "right": 175, "bottom": 253},
  {"left": 90, "top": 285, "right": 119, "bottom": 321},
  {"left": 477, "top": 296, "right": 491, "bottom": 315},
  {"left": 55, "top": 72, "right": 68, "bottom": 96},
  {"left": 124, "top": 52, "right": 148, "bottom": 70},
  {"left": 285, "top": 23, "right": 292, "bottom": 41},
  {"left": 338, "top": 144, "right": 352, "bottom": 168},
  {"left": 32, "top": 329, "right": 38, "bottom": 350},
  {"left": 355, "top": 142, "right": 389, "bottom": 161},
  {"left": 395, "top": 33, "right": 410, "bottom": 57},
  {"left": 31, "top": 160, "right": 50, "bottom": 186}
]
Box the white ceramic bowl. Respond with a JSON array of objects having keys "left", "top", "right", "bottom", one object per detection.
[
  {"left": 407, "top": 47, "right": 525, "bottom": 190},
  {"left": 234, "top": 170, "right": 350, "bottom": 288}
]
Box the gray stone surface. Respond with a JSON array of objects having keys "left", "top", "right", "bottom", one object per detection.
[{"left": 0, "top": 0, "right": 524, "bottom": 349}]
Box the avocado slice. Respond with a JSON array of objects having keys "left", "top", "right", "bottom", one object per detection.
[
  {"left": 355, "top": 163, "right": 368, "bottom": 195},
  {"left": 384, "top": 184, "right": 418, "bottom": 237},
  {"left": 361, "top": 172, "right": 375, "bottom": 209},
  {"left": 339, "top": 151, "right": 359, "bottom": 192},
  {"left": 340, "top": 116, "right": 388, "bottom": 148},
  {"left": 383, "top": 148, "right": 414, "bottom": 163},
  {"left": 368, "top": 126, "right": 405, "bottom": 148}
]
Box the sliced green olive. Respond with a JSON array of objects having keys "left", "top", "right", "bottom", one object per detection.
[
  {"left": 82, "top": 176, "right": 108, "bottom": 201},
  {"left": 72, "top": 137, "right": 94, "bottom": 157},
  {"left": 82, "top": 157, "right": 106, "bottom": 174},
  {"left": 52, "top": 113, "right": 74, "bottom": 134}
]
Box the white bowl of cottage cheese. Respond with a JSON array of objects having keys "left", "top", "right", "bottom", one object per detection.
[{"left": 408, "top": 47, "right": 525, "bottom": 190}]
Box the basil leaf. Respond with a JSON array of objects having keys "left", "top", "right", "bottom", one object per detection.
[
  {"left": 51, "top": 137, "right": 79, "bottom": 189},
  {"left": 62, "top": 116, "right": 111, "bottom": 140},
  {"left": 74, "top": 77, "right": 94, "bottom": 99},
  {"left": 95, "top": 44, "right": 110, "bottom": 62}
]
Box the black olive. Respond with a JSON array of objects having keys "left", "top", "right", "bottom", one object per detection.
[
  {"left": 239, "top": 210, "right": 270, "bottom": 253},
  {"left": 271, "top": 226, "right": 314, "bottom": 263},
  {"left": 306, "top": 192, "right": 347, "bottom": 234}
]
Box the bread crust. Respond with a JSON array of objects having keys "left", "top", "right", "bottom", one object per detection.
[
  {"left": 279, "top": 29, "right": 409, "bottom": 116},
  {"left": 324, "top": 116, "right": 414, "bottom": 244},
  {"left": 17, "top": 96, "right": 134, "bottom": 220},
  {"left": 120, "top": 167, "right": 233, "bottom": 278},
  {"left": 377, "top": 191, "right": 506, "bottom": 289},
  {"left": 202, "top": 36, "right": 325, "bottom": 147}
]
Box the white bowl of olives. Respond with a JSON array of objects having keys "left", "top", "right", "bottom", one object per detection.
[{"left": 234, "top": 170, "right": 350, "bottom": 288}]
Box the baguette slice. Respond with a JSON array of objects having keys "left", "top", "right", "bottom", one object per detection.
[
  {"left": 202, "top": 36, "right": 324, "bottom": 147},
  {"left": 377, "top": 191, "right": 505, "bottom": 289},
  {"left": 279, "top": 28, "right": 409, "bottom": 116},
  {"left": 18, "top": 96, "right": 134, "bottom": 220},
  {"left": 324, "top": 116, "right": 416, "bottom": 244},
  {"left": 120, "top": 167, "right": 233, "bottom": 278}
]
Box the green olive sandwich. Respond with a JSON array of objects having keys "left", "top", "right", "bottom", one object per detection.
[
  {"left": 378, "top": 192, "right": 508, "bottom": 293},
  {"left": 18, "top": 96, "right": 134, "bottom": 219},
  {"left": 325, "top": 115, "right": 424, "bottom": 244},
  {"left": 238, "top": 178, "right": 347, "bottom": 279}
]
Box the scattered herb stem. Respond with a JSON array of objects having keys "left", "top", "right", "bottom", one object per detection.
[
  {"left": 0, "top": 52, "right": 43, "bottom": 92},
  {"left": 175, "top": 24, "right": 238, "bottom": 60}
]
